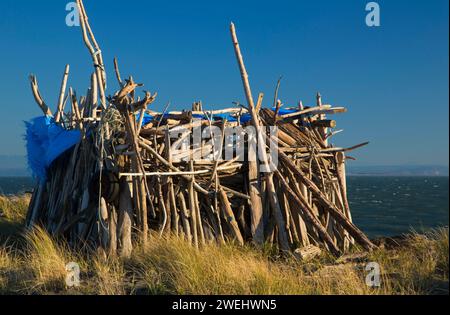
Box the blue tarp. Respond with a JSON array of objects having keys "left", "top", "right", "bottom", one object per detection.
[
  {"left": 136, "top": 111, "right": 154, "bottom": 127},
  {"left": 275, "top": 107, "right": 297, "bottom": 116},
  {"left": 136, "top": 110, "right": 267, "bottom": 126},
  {"left": 25, "top": 116, "right": 81, "bottom": 181}
]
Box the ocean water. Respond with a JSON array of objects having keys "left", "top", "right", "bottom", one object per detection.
[
  {"left": 348, "top": 176, "right": 449, "bottom": 238},
  {"left": 0, "top": 176, "right": 448, "bottom": 238},
  {"left": 0, "top": 177, "right": 35, "bottom": 195}
]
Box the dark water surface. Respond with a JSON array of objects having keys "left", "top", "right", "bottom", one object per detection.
[
  {"left": 348, "top": 176, "right": 449, "bottom": 238},
  {"left": 0, "top": 177, "right": 34, "bottom": 195},
  {"left": 1, "top": 176, "right": 448, "bottom": 238}
]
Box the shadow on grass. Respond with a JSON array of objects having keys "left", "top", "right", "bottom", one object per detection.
[{"left": 0, "top": 219, "right": 25, "bottom": 247}]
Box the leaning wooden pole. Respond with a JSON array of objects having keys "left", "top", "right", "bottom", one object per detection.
[{"left": 55, "top": 64, "right": 70, "bottom": 123}]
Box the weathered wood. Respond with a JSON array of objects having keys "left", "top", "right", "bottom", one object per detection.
[
  {"left": 108, "top": 205, "right": 118, "bottom": 256},
  {"left": 99, "top": 197, "right": 109, "bottom": 251},
  {"left": 278, "top": 150, "right": 375, "bottom": 251},
  {"left": 117, "top": 176, "right": 133, "bottom": 258},
  {"left": 76, "top": 0, "right": 107, "bottom": 108},
  {"left": 55, "top": 65, "right": 70, "bottom": 123},
  {"left": 177, "top": 192, "right": 192, "bottom": 243},
  {"left": 113, "top": 57, "right": 124, "bottom": 87},
  {"left": 311, "top": 119, "right": 336, "bottom": 129},
  {"left": 336, "top": 152, "right": 351, "bottom": 222},
  {"left": 247, "top": 139, "right": 264, "bottom": 244},
  {"left": 29, "top": 75, "right": 52, "bottom": 116},
  {"left": 27, "top": 182, "right": 44, "bottom": 228},
  {"left": 294, "top": 245, "right": 322, "bottom": 261},
  {"left": 89, "top": 72, "right": 98, "bottom": 119},
  {"left": 188, "top": 180, "right": 199, "bottom": 249},
  {"left": 218, "top": 187, "right": 244, "bottom": 245},
  {"left": 274, "top": 170, "right": 341, "bottom": 256}
]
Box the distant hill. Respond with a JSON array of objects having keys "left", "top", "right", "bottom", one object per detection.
[
  {"left": 347, "top": 165, "right": 449, "bottom": 177},
  {"left": 0, "top": 155, "right": 30, "bottom": 177}
]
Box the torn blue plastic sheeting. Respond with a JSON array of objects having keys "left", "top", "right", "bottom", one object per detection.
[
  {"left": 135, "top": 107, "right": 297, "bottom": 128},
  {"left": 136, "top": 111, "right": 154, "bottom": 127},
  {"left": 273, "top": 107, "right": 297, "bottom": 116},
  {"left": 25, "top": 115, "right": 81, "bottom": 181},
  {"left": 210, "top": 108, "right": 296, "bottom": 123},
  {"left": 209, "top": 113, "right": 252, "bottom": 123}
]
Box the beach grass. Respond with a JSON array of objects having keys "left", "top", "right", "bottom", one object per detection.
[{"left": 0, "top": 195, "right": 448, "bottom": 295}]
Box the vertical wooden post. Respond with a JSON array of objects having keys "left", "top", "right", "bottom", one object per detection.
[
  {"left": 178, "top": 192, "right": 192, "bottom": 243},
  {"left": 118, "top": 176, "right": 133, "bottom": 258},
  {"left": 247, "top": 132, "right": 264, "bottom": 244},
  {"left": 108, "top": 205, "right": 118, "bottom": 256},
  {"left": 316, "top": 92, "right": 329, "bottom": 147},
  {"left": 90, "top": 72, "right": 98, "bottom": 118},
  {"left": 122, "top": 110, "right": 148, "bottom": 244},
  {"left": 336, "top": 152, "right": 350, "bottom": 219},
  {"left": 99, "top": 197, "right": 109, "bottom": 250},
  {"left": 194, "top": 187, "right": 205, "bottom": 245},
  {"left": 336, "top": 151, "right": 354, "bottom": 248},
  {"left": 188, "top": 177, "right": 199, "bottom": 249}
]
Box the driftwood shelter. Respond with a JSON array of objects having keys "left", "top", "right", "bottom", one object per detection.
[{"left": 25, "top": 0, "right": 375, "bottom": 258}]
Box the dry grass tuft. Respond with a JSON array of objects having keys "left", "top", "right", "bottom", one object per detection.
[
  {"left": 22, "top": 226, "right": 79, "bottom": 294},
  {"left": 93, "top": 255, "right": 127, "bottom": 295},
  {"left": 369, "top": 227, "right": 449, "bottom": 295},
  {"left": 0, "top": 244, "right": 23, "bottom": 294},
  {"left": 0, "top": 195, "right": 30, "bottom": 223},
  {"left": 0, "top": 246, "right": 13, "bottom": 292}
]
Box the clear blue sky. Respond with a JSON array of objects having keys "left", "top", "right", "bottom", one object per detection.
[{"left": 0, "top": 0, "right": 448, "bottom": 166}]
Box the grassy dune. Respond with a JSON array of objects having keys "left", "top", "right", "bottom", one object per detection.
[
  {"left": 0, "top": 195, "right": 448, "bottom": 295},
  {"left": 0, "top": 195, "right": 29, "bottom": 241}
]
